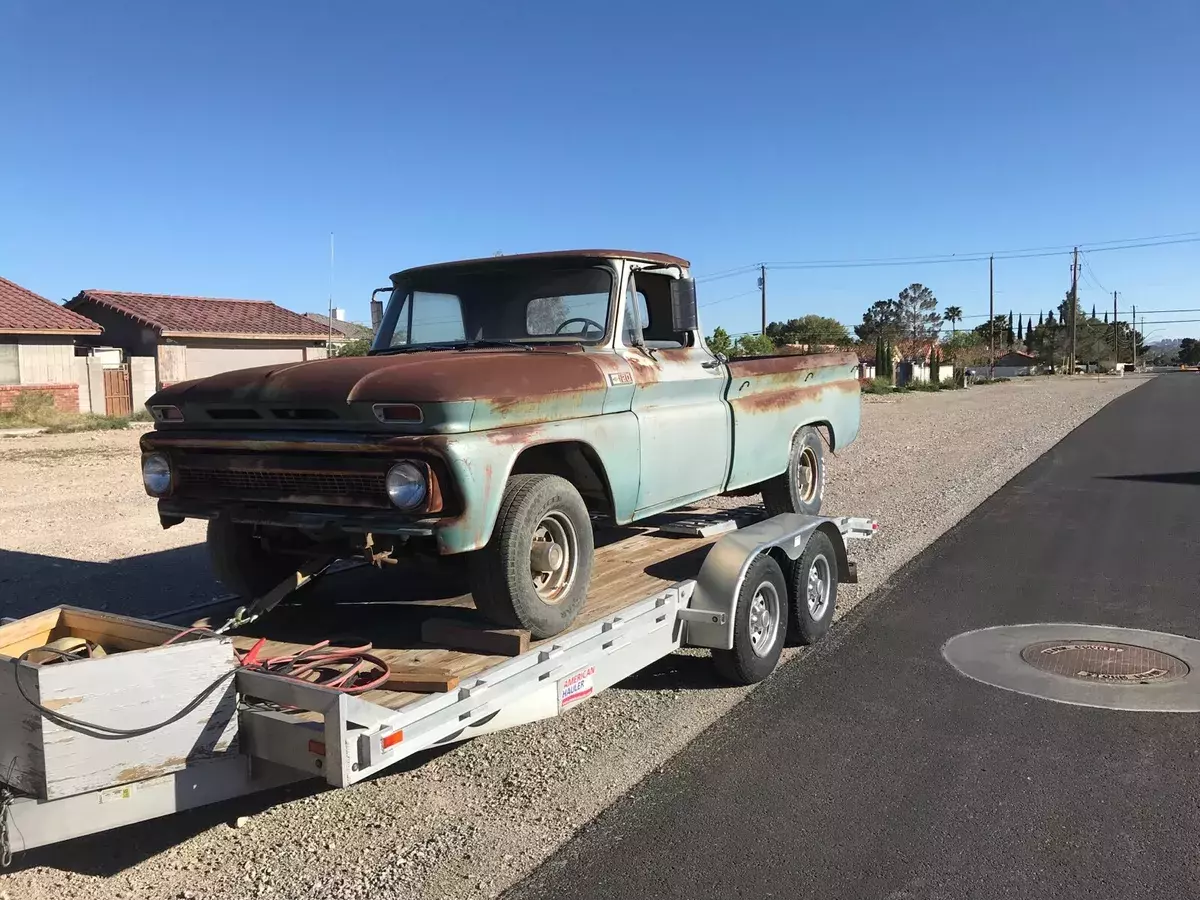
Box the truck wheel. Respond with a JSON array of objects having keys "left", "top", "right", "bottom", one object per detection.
[
  {"left": 787, "top": 529, "right": 838, "bottom": 646},
  {"left": 470, "top": 474, "right": 594, "bottom": 639},
  {"left": 761, "top": 425, "right": 824, "bottom": 517},
  {"left": 712, "top": 554, "right": 787, "bottom": 685},
  {"left": 206, "top": 519, "right": 296, "bottom": 600}
]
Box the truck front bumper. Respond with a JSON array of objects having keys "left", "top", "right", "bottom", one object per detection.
[{"left": 157, "top": 499, "right": 438, "bottom": 539}]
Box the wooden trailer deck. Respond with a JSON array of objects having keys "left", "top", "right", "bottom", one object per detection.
[{"left": 178, "top": 506, "right": 763, "bottom": 713}]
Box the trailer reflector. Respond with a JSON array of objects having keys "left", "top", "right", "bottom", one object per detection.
[
  {"left": 382, "top": 730, "right": 404, "bottom": 750},
  {"left": 308, "top": 740, "right": 326, "bottom": 757}
]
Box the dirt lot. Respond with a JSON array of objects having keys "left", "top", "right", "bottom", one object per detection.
[{"left": 0, "top": 375, "right": 1147, "bottom": 900}]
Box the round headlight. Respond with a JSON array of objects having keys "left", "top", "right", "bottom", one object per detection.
[
  {"left": 142, "top": 453, "right": 173, "bottom": 497},
  {"left": 386, "top": 462, "right": 428, "bottom": 510}
]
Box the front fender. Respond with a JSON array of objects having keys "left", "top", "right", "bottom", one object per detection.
[{"left": 432, "top": 412, "right": 641, "bottom": 554}]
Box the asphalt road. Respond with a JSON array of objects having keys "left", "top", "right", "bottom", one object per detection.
[{"left": 506, "top": 374, "right": 1200, "bottom": 900}]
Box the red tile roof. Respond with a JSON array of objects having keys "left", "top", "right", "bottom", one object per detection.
[
  {"left": 67, "top": 290, "right": 330, "bottom": 338},
  {"left": 0, "top": 276, "right": 102, "bottom": 334}
]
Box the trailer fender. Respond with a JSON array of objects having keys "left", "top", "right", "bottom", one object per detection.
[{"left": 681, "top": 514, "right": 860, "bottom": 651}]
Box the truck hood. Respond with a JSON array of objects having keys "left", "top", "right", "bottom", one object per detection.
[{"left": 149, "top": 347, "right": 618, "bottom": 429}]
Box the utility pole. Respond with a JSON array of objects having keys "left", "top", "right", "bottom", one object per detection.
[
  {"left": 1132, "top": 305, "right": 1137, "bottom": 368},
  {"left": 1068, "top": 247, "right": 1079, "bottom": 374},
  {"left": 327, "top": 232, "right": 335, "bottom": 355},
  {"left": 759, "top": 265, "right": 767, "bottom": 336},
  {"left": 1112, "top": 290, "right": 1119, "bottom": 363},
  {"left": 988, "top": 255, "right": 994, "bottom": 379}
]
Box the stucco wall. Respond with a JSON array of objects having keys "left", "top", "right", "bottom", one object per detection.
[{"left": 17, "top": 339, "right": 77, "bottom": 385}]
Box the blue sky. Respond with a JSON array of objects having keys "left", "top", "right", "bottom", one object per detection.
[{"left": 2, "top": 1, "right": 1198, "bottom": 340}]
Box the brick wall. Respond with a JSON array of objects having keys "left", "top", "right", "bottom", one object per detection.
[{"left": 0, "top": 384, "right": 80, "bottom": 412}]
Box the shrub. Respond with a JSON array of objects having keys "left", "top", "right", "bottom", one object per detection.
[
  {"left": 861, "top": 377, "right": 895, "bottom": 395},
  {"left": 0, "top": 388, "right": 144, "bottom": 433}
]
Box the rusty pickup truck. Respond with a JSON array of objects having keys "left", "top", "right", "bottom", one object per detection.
[{"left": 139, "top": 250, "right": 861, "bottom": 638}]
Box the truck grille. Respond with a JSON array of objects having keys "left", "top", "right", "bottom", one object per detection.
[{"left": 177, "top": 464, "right": 388, "bottom": 507}]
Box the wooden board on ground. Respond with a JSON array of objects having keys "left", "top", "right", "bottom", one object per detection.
[{"left": 196, "top": 506, "right": 761, "bottom": 716}]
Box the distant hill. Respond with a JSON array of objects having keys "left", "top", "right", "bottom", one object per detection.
[{"left": 1146, "top": 338, "right": 1183, "bottom": 353}]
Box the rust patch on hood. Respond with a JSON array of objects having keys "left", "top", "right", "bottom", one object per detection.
[{"left": 151, "top": 347, "right": 611, "bottom": 408}]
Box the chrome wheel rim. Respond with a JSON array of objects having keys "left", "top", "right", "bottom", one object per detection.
[
  {"left": 796, "top": 445, "right": 819, "bottom": 503},
  {"left": 747, "top": 581, "right": 781, "bottom": 658},
  {"left": 529, "top": 511, "right": 578, "bottom": 604},
  {"left": 807, "top": 555, "right": 832, "bottom": 619}
]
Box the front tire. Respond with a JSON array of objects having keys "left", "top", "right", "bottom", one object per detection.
[
  {"left": 206, "top": 519, "right": 296, "bottom": 600},
  {"left": 712, "top": 554, "right": 788, "bottom": 685},
  {"left": 470, "top": 474, "right": 594, "bottom": 639},
  {"left": 761, "top": 425, "right": 825, "bottom": 517}
]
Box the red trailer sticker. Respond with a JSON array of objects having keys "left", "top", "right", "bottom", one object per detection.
[{"left": 559, "top": 665, "right": 596, "bottom": 709}]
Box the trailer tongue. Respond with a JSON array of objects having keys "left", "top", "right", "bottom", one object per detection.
[{"left": 1, "top": 511, "right": 874, "bottom": 860}]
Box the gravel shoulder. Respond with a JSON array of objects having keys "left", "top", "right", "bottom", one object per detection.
[{"left": 0, "top": 375, "right": 1148, "bottom": 900}]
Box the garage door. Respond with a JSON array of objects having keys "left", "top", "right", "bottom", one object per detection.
[{"left": 184, "top": 346, "right": 306, "bottom": 380}]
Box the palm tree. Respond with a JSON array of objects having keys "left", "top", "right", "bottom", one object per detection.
[{"left": 944, "top": 305, "right": 963, "bottom": 334}]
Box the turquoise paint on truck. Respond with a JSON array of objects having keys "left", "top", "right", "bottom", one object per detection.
[{"left": 140, "top": 250, "right": 862, "bottom": 563}]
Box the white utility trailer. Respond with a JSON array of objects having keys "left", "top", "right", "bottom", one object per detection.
[{"left": 0, "top": 511, "right": 874, "bottom": 861}]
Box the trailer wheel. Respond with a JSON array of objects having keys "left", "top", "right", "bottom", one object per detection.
[
  {"left": 470, "top": 474, "right": 594, "bottom": 640},
  {"left": 761, "top": 425, "right": 824, "bottom": 517},
  {"left": 787, "top": 529, "right": 838, "bottom": 646},
  {"left": 206, "top": 519, "right": 296, "bottom": 600},
  {"left": 712, "top": 554, "right": 787, "bottom": 685}
]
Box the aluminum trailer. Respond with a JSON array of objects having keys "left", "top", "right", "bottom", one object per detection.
[{"left": 1, "top": 512, "right": 874, "bottom": 860}]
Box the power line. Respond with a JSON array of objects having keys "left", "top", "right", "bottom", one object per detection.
[
  {"left": 700, "top": 288, "right": 759, "bottom": 308},
  {"left": 699, "top": 231, "right": 1200, "bottom": 275}
]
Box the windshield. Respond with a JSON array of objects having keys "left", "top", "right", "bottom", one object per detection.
[{"left": 372, "top": 263, "right": 615, "bottom": 352}]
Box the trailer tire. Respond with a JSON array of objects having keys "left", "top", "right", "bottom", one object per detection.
[
  {"left": 787, "top": 530, "right": 838, "bottom": 646},
  {"left": 712, "top": 554, "right": 787, "bottom": 685},
  {"left": 206, "top": 519, "right": 296, "bottom": 601},
  {"left": 470, "top": 474, "right": 594, "bottom": 640},
  {"left": 761, "top": 425, "right": 824, "bottom": 517}
]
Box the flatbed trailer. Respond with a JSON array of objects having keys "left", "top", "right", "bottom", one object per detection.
[{"left": 0, "top": 508, "right": 875, "bottom": 860}]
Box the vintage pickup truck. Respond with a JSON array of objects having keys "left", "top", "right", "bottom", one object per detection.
[{"left": 138, "top": 250, "right": 861, "bottom": 638}]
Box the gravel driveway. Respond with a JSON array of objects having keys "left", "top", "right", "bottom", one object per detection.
[{"left": 0, "top": 375, "right": 1147, "bottom": 900}]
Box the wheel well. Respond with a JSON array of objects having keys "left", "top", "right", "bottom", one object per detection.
[
  {"left": 799, "top": 421, "right": 835, "bottom": 452},
  {"left": 509, "top": 441, "right": 614, "bottom": 517}
]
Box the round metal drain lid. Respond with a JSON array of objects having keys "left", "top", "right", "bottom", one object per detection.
[
  {"left": 942, "top": 624, "right": 1200, "bottom": 712},
  {"left": 1020, "top": 641, "right": 1189, "bottom": 684}
]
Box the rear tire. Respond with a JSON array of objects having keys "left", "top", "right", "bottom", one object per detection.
[
  {"left": 470, "top": 474, "right": 594, "bottom": 639},
  {"left": 761, "top": 425, "right": 825, "bottom": 517},
  {"left": 787, "top": 530, "right": 838, "bottom": 646},
  {"left": 206, "top": 519, "right": 296, "bottom": 600},
  {"left": 712, "top": 554, "right": 788, "bottom": 685}
]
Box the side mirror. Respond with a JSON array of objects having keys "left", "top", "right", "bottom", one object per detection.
[
  {"left": 369, "top": 287, "right": 391, "bottom": 334},
  {"left": 669, "top": 277, "right": 699, "bottom": 333}
]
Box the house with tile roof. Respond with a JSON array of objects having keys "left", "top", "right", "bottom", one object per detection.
[
  {"left": 0, "top": 276, "right": 102, "bottom": 413},
  {"left": 303, "top": 311, "right": 375, "bottom": 347},
  {"left": 66, "top": 290, "right": 331, "bottom": 390}
]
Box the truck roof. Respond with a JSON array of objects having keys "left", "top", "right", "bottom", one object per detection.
[{"left": 391, "top": 249, "right": 690, "bottom": 279}]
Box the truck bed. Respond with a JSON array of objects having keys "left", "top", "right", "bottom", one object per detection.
[{"left": 173, "top": 505, "right": 764, "bottom": 714}]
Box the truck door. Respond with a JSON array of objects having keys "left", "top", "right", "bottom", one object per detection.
[{"left": 620, "top": 270, "right": 732, "bottom": 516}]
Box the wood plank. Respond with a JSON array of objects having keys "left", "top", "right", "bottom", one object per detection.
[
  {"left": 381, "top": 667, "right": 459, "bottom": 694},
  {"left": 420, "top": 619, "right": 529, "bottom": 657},
  {"left": 0, "top": 608, "right": 65, "bottom": 658},
  {"left": 59, "top": 607, "right": 184, "bottom": 653}
]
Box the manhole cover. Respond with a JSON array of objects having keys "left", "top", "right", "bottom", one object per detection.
[
  {"left": 941, "top": 624, "right": 1200, "bottom": 712},
  {"left": 1021, "top": 641, "right": 1189, "bottom": 684}
]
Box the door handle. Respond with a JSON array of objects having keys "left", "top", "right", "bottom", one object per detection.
[{"left": 702, "top": 359, "right": 723, "bottom": 369}]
